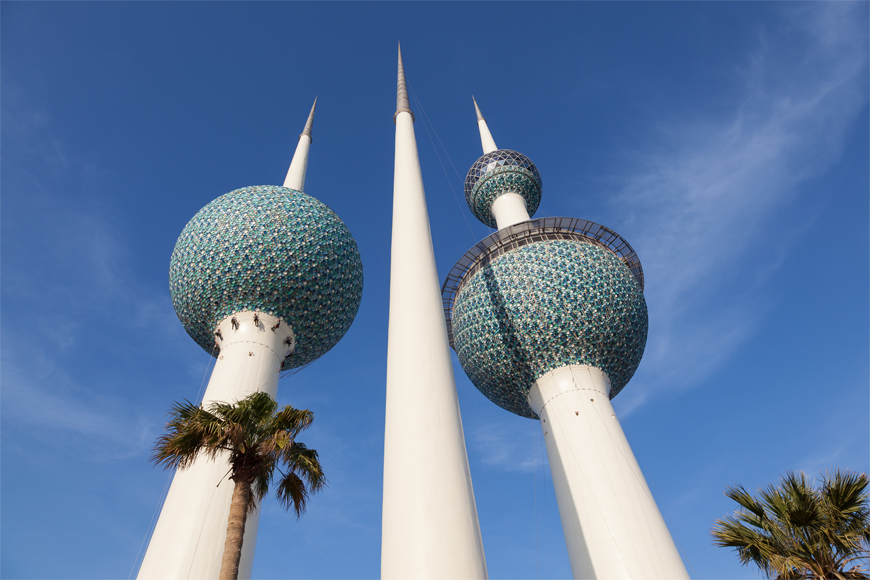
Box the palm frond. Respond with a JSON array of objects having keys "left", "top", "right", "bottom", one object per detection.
[
  {"left": 713, "top": 470, "right": 870, "bottom": 580},
  {"left": 151, "top": 391, "right": 326, "bottom": 519},
  {"left": 275, "top": 472, "right": 309, "bottom": 518},
  {"left": 283, "top": 443, "right": 327, "bottom": 493},
  {"left": 726, "top": 485, "right": 767, "bottom": 518},
  {"left": 270, "top": 406, "right": 314, "bottom": 438},
  {"left": 151, "top": 400, "right": 228, "bottom": 469},
  {"left": 252, "top": 455, "right": 276, "bottom": 502},
  {"left": 824, "top": 470, "right": 869, "bottom": 518}
]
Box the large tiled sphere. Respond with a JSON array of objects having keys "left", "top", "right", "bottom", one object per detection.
[
  {"left": 464, "top": 149, "right": 542, "bottom": 228},
  {"left": 451, "top": 239, "right": 647, "bottom": 418},
  {"left": 169, "top": 185, "right": 363, "bottom": 370}
]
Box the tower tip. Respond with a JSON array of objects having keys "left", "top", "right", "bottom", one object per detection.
[
  {"left": 395, "top": 44, "right": 414, "bottom": 123},
  {"left": 472, "top": 96, "right": 498, "bottom": 154},
  {"left": 473, "top": 96, "right": 485, "bottom": 122},
  {"left": 301, "top": 96, "right": 317, "bottom": 141}
]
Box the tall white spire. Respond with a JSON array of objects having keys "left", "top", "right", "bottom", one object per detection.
[
  {"left": 473, "top": 96, "right": 498, "bottom": 154},
  {"left": 381, "top": 45, "right": 488, "bottom": 580},
  {"left": 472, "top": 97, "right": 531, "bottom": 229},
  {"left": 283, "top": 97, "right": 317, "bottom": 191},
  {"left": 394, "top": 45, "right": 413, "bottom": 122}
]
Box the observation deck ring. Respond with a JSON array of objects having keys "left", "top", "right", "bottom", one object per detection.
[{"left": 440, "top": 216, "right": 644, "bottom": 349}]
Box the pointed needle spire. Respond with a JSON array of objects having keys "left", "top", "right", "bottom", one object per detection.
[
  {"left": 473, "top": 96, "right": 485, "bottom": 122},
  {"left": 472, "top": 96, "right": 498, "bottom": 154},
  {"left": 300, "top": 96, "right": 317, "bottom": 142},
  {"left": 383, "top": 44, "right": 488, "bottom": 579},
  {"left": 394, "top": 43, "right": 414, "bottom": 123},
  {"left": 283, "top": 97, "right": 317, "bottom": 191}
]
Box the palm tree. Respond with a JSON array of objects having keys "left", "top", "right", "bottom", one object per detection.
[
  {"left": 712, "top": 470, "right": 870, "bottom": 579},
  {"left": 152, "top": 391, "right": 326, "bottom": 580}
]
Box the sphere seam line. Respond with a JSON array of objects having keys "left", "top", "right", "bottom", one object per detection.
[{"left": 217, "top": 341, "right": 286, "bottom": 362}]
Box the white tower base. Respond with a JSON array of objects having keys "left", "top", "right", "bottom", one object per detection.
[
  {"left": 138, "top": 311, "right": 293, "bottom": 580},
  {"left": 528, "top": 365, "right": 689, "bottom": 580}
]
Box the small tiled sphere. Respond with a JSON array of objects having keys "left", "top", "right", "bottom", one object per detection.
[
  {"left": 451, "top": 239, "right": 647, "bottom": 419},
  {"left": 464, "top": 149, "right": 542, "bottom": 228},
  {"left": 169, "top": 185, "right": 364, "bottom": 370}
]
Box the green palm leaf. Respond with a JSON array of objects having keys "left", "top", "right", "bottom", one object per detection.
[
  {"left": 713, "top": 470, "right": 870, "bottom": 579},
  {"left": 151, "top": 391, "right": 327, "bottom": 580}
]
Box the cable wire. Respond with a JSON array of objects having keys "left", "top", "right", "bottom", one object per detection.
[
  {"left": 195, "top": 345, "right": 218, "bottom": 404},
  {"left": 408, "top": 84, "right": 478, "bottom": 243},
  {"left": 128, "top": 470, "right": 174, "bottom": 580}
]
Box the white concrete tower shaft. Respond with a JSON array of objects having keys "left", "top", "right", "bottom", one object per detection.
[
  {"left": 473, "top": 98, "right": 531, "bottom": 230},
  {"left": 138, "top": 312, "right": 294, "bottom": 580},
  {"left": 381, "top": 46, "right": 488, "bottom": 579},
  {"left": 139, "top": 107, "right": 316, "bottom": 579},
  {"left": 528, "top": 365, "right": 689, "bottom": 579}
]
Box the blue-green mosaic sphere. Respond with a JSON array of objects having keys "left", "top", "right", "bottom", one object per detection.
[
  {"left": 169, "top": 185, "right": 363, "bottom": 370},
  {"left": 464, "top": 149, "right": 542, "bottom": 228},
  {"left": 451, "top": 239, "right": 647, "bottom": 419}
]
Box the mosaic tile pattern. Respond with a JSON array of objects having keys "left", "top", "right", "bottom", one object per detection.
[
  {"left": 451, "top": 239, "right": 647, "bottom": 418},
  {"left": 464, "top": 150, "right": 542, "bottom": 228},
  {"left": 169, "top": 185, "right": 364, "bottom": 370}
]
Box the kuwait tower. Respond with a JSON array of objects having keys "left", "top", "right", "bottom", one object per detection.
[
  {"left": 138, "top": 101, "right": 364, "bottom": 579},
  {"left": 381, "top": 47, "right": 488, "bottom": 579},
  {"left": 441, "top": 99, "right": 689, "bottom": 579}
]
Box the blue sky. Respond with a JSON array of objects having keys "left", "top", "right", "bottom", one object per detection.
[{"left": 1, "top": 2, "right": 867, "bottom": 579}]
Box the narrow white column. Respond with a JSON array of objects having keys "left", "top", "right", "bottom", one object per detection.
[
  {"left": 381, "top": 47, "right": 488, "bottom": 580},
  {"left": 491, "top": 193, "right": 530, "bottom": 230},
  {"left": 283, "top": 97, "right": 317, "bottom": 191},
  {"left": 138, "top": 312, "right": 294, "bottom": 580},
  {"left": 527, "top": 365, "right": 689, "bottom": 579}
]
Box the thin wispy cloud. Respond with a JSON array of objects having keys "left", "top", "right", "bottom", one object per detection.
[
  {"left": 471, "top": 416, "right": 544, "bottom": 474},
  {"left": 1, "top": 86, "right": 193, "bottom": 457},
  {"left": 609, "top": 3, "right": 868, "bottom": 409},
  {"left": 794, "top": 383, "right": 870, "bottom": 476},
  {"left": 1, "top": 342, "right": 159, "bottom": 460}
]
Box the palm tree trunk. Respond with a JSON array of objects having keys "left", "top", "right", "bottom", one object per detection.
[{"left": 219, "top": 477, "right": 251, "bottom": 580}]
